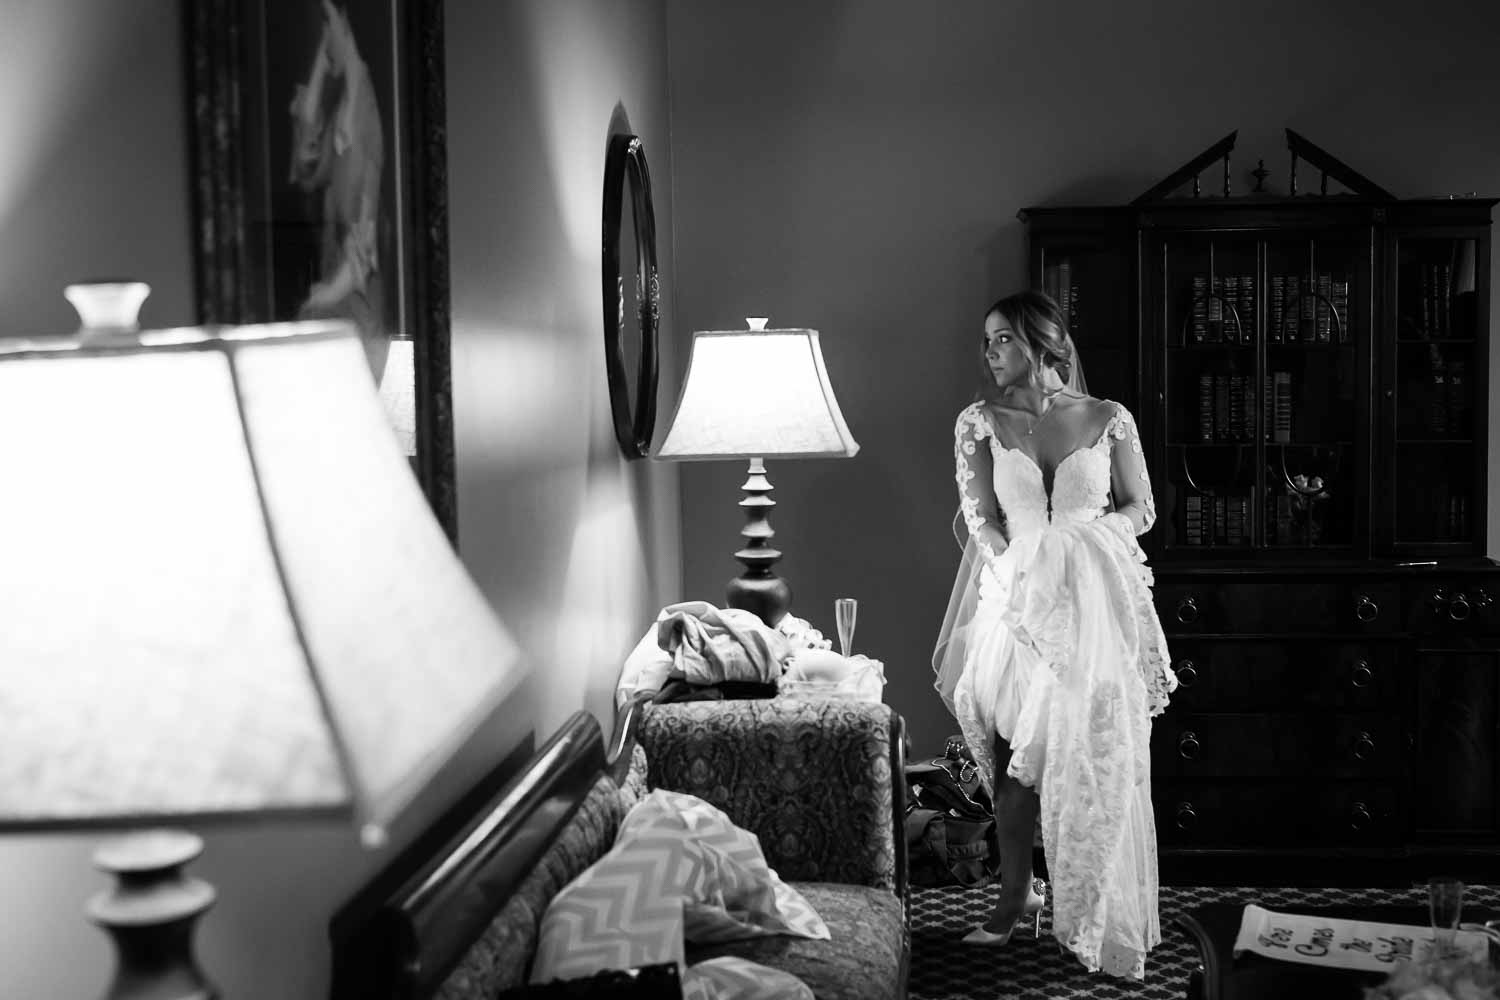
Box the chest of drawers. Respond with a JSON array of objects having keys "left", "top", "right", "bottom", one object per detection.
[{"left": 1150, "top": 565, "right": 1500, "bottom": 885}]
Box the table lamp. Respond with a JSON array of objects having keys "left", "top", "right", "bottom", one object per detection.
[
  {"left": 0, "top": 286, "right": 522, "bottom": 998},
  {"left": 656, "top": 319, "right": 859, "bottom": 627}
]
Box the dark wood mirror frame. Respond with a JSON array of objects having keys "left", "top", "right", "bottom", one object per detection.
[{"left": 601, "top": 133, "right": 661, "bottom": 460}]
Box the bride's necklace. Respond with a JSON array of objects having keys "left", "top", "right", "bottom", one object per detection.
[{"left": 1021, "top": 389, "right": 1063, "bottom": 436}]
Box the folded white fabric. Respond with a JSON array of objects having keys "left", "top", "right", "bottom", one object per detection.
[
  {"left": 780, "top": 650, "right": 886, "bottom": 703},
  {"left": 615, "top": 603, "right": 831, "bottom": 707},
  {"left": 657, "top": 601, "right": 791, "bottom": 686},
  {"left": 530, "top": 789, "right": 826, "bottom": 998}
]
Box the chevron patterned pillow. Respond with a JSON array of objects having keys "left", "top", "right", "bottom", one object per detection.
[
  {"left": 682, "top": 956, "right": 814, "bottom": 1000},
  {"left": 530, "top": 789, "right": 827, "bottom": 995}
]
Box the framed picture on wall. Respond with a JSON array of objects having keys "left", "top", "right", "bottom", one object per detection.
[{"left": 186, "top": 0, "right": 457, "bottom": 541}]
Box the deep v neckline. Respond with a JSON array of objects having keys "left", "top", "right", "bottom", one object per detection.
[{"left": 986, "top": 403, "right": 1117, "bottom": 506}]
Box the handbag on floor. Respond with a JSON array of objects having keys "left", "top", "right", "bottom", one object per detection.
[{"left": 904, "top": 735, "right": 999, "bottom": 888}]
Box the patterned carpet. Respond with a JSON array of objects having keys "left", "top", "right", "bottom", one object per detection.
[{"left": 909, "top": 883, "right": 1500, "bottom": 1000}]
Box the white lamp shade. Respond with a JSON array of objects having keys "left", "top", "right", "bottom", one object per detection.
[
  {"left": 0, "top": 321, "right": 522, "bottom": 844},
  {"left": 655, "top": 328, "right": 859, "bottom": 460},
  {"left": 378, "top": 336, "right": 418, "bottom": 457}
]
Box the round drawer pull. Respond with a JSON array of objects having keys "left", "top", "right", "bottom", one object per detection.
[
  {"left": 1176, "top": 596, "right": 1200, "bottom": 625},
  {"left": 1175, "top": 660, "right": 1198, "bottom": 688},
  {"left": 1350, "top": 660, "right": 1372, "bottom": 689},
  {"left": 1175, "top": 801, "right": 1197, "bottom": 831},
  {"left": 1449, "top": 594, "right": 1472, "bottom": 622},
  {"left": 1178, "top": 731, "right": 1201, "bottom": 761},
  {"left": 1355, "top": 594, "right": 1379, "bottom": 623},
  {"left": 1350, "top": 801, "right": 1372, "bottom": 832},
  {"left": 1353, "top": 731, "right": 1375, "bottom": 761}
]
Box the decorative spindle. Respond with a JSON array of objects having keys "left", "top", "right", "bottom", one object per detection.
[
  {"left": 728, "top": 457, "right": 792, "bottom": 626},
  {"left": 1252, "top": 159, "right": 1269, "bottom": 193}
]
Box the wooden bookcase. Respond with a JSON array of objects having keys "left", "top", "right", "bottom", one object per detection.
[{"left": 1022, "top": 132, "right": 1500, "bottom": 884}]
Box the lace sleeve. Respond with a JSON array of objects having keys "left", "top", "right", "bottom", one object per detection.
[
  {"left": 1107, "top": 404, "right": 1156, "bottom": 535},
  {"left": 954, "top": 404, "right": 1005, "bottom": 562}
]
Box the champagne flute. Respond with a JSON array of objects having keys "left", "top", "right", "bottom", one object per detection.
[
  {"left": 1428, "top": 876, "right": 1464, "bottom": 959},
  {"left": 835, "top": 597, "right": 858, "bottom": 657}
]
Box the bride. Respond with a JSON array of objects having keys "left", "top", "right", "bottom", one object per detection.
[{"left": 932, "top": 290, "right": 1177, "bottom": 979}]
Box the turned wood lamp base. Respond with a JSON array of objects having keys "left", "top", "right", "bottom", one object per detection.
[
  {"left": 86, "top": 829, "right": 218, "bottom": 1000},
  {"left": 726, "top": 457, "right": 792, "bottom": 628}
]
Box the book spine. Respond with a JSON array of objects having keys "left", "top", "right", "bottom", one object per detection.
[
  {"left": 1198, "top": 373, "right": 1215, "bottom": 442},
  {"left": 1238, "top": 273, "right": 1256, "bottom": 345},
  {"left": 1191, "top": 275, "right": 1208, "bottom": 344},
  {"left": 1229, "top": 374, "right": 1247, "bottom": 441},
  {"left": 1214, "top": 374, "right": 1231, "bottom": 443},
  {"left": 1233, "top": 494, "right": 1250, "bottom": 546},
  {"left": 1212, "top": 495, "right": 1228, "bottom": 546},
  {"left": 1185, "top": 493, "right": 1204, "bottom": 546},
  {"left": 1240, "top": 372, "right": 1256, "bottom": 442},
  {"left": 1208, "top": 275, "right": 1224, "bottom": 343},
  {"left": 1263, "top": 375, "right": 1273, "bottom": 442},
  {"left": 1300, "top": 275, "right": 1316, "bottom": 342},
  {"left": 1285, "top": 276, "right": 1301, "bottom": 342},
  {"left": 1274, "top": 371, "right": 1292, "bottom": 443},
  {"left": 1058, "top": 259, "right": 1072, "bottom": 330},
  {"left": 1446, "top": 356, "right": 1468, "bottom": 434},
  {"left": 1270, "top": 275, "right": 1285, "bottom": 343},
  {"left": 1332, "top": 277, "right": 1351, "bottom": 342}
]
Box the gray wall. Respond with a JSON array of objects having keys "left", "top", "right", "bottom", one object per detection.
[
  {"left": 665, "top": 0, "right": 1500, "bottom": 752},
  {"left": 0, "top": 1, "right": 677, "bottom": 996}
]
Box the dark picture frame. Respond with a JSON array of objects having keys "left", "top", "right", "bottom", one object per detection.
[{"left": 185, "top": 0, "right": 457, "bottom": 542}]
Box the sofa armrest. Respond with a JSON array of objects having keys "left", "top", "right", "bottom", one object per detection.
[{"left": 638, "top": 699, "right": 905, "bottom": 895}]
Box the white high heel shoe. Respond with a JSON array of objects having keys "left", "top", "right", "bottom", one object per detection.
[{"left": 962, "top": 879, "right": 1047, "bottom": 946}]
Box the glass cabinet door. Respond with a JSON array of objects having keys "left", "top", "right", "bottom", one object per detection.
[
  {"left": 1036, "top": 238, "right": 1132, "bottom": 407},
  {"left": 1156, "top": 233, "right": 1259, "bottom": 554},
  {"left": 1386, "top": 234, "right": 1487, "bottom": 554},
  {"left": 1262, "top": 235, "right": 1366, "bottom": 553},
  {"left": 1151, "top": 230, "right": 1371, "bottom": 558}
]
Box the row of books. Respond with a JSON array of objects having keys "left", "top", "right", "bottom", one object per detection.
[
  {"left": 1270, "top": 274, "right": 1351, "bottom": 344},
  {"left": 1423, "top": 354, "right": 1470, "bottom": 436},
  {"left": 1182, "top": 493, "right": 1251, "bottom": 547},
  {"left": 1179, "top": 488, "right": 1330, "bottom": 546},
  {"left": 1196, "top": 372, "right": 1294, "bottom": 443},
  {"left": 1185, "top": 273, "right": 1352, "bottom": 344},
  {"left": 1410, "top": 262, "right": 1455, "bottom": 339}
]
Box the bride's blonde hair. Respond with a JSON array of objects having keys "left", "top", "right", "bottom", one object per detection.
[{"left": 978, "top": 290, "right": 1074, "bottom": 400}]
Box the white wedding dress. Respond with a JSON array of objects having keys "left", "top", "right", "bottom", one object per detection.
[{"left": 944, "top": 399, "right": 1176, "bottom": 980}]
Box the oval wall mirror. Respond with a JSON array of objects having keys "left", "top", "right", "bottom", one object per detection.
[{"left": 601, "top": 133, "right": 660, "bottom": 459}]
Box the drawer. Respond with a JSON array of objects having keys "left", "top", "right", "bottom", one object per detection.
[
  {"left": 1156, "top": 781, "right": 1399, "bottom": 847},
  {"left": 1167, "top": 641, "right": 1397, "bottom": 712},
  {"left": 1406, "top": 579, "right": 1500, "bottom": 636},
  {"left": 1156, "top": 580, "right": 1400, "bottom": 634},
  {"left": 1153, "top": 713, "right": 1400, "bottom": 778}
]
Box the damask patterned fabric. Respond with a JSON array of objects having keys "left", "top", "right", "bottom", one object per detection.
[
  {"left": 434, "top": 773, "right": 632, "bottom": 999},
  {"left": 638, "top": 699, "right": 899, "bottom": 891},
  {"left": 687, "top": 883, "right": 906, "bottom": 1000}
]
